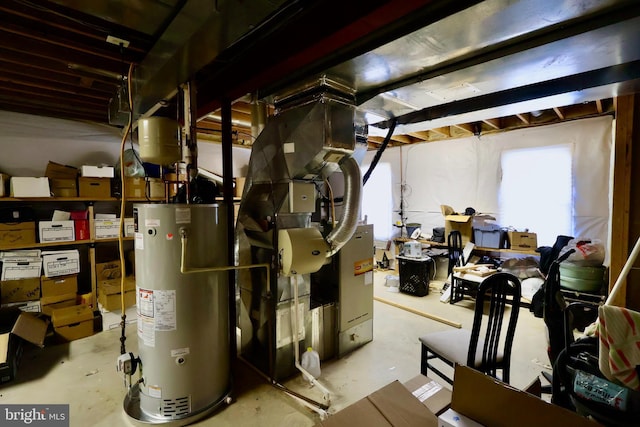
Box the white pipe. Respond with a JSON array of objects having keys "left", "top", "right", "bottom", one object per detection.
[
  {"left": 605, "top": 235, "right": 640, "bottom": 306},
  {"left": 290, "top": 274, "right": 331, "bottom": 402}
]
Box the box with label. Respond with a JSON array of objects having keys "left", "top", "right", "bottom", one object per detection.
[
  {"left": 94, "top": 218, "right": 120, "bottom": 239},
  {"left": 49, "top": 178, "right": 77, "bottom": 197},
  {"left": 41, "top": 250, "right": 80, "bottom": 278},
  {"left": 403, "top": 374, "right": 452, "bottom": 416},
  {"left": 38, "top": 220, "right": 75, "bottom": 242},
  {"left": 78, "top": 177, "right": 111, "bottom": 198},
  {"left": 0, "top": 259, "right": 42, "bottom": 281},
  {"left": 45, "top": 161, "right": 78, "bottom": 179},
  {"left": 9, "top": 177, "right": 51, "bottom": 198},
  {"left": 0, "top": 222, "right": 36, "bottom": 248},
  {"left": 51, "top": 304, "right": 93, "bottom": 341},
  {"left": 40, "top": 274, "right": 77, "bottom": 299},
  {"left": 1, "top": 300, "right": 41, "bottom": 313},
  {"left": 0, "top": 277, "right": 41, "bottom": 303},
  {"left": 507, "top": 231, "right": 538, "bottom": 250},
  {"left": 80, "top": 165, "right": 114, "bottom": 178},
  {"left": 96, "top": 260, "right": 121, "bottom": 281}
]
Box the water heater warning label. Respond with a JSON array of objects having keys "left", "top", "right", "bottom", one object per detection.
[{"left": 154, "top": 290, "right": 177, "bottom": 331}]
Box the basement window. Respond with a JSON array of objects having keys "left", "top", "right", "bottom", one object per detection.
[
  {"left": 499, "top": 144, "right": 573, "bottom": 247},
  {"left": 361, "top": 162, "right": 393, "bottom": 241}
]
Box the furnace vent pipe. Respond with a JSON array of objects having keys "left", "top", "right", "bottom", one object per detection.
[{"left": 325, "top": 156, "right": 361, "bottom": 257}]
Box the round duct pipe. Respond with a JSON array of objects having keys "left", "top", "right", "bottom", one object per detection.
[{"left": 325, "top": 156, "right": 362, "bottom": 257}]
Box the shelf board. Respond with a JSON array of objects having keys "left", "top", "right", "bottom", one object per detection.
[
  {"left": 0, "top": 197, "right": 164, "bottom": 202},
  {"left": 0, "top": 237, "right": 134, "bottom": 251}
]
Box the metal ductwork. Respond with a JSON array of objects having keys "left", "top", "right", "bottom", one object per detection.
[{"left": 237, "top": 77, "right": 364, "bottom": 253}]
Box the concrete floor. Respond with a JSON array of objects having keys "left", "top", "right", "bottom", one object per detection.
[{"left": 1, "top": 271, "right": 551, "bottom": 426}]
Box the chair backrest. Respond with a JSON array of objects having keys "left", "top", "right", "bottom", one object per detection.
[
  {"left": 447, "top": 231, "right": 463, "bottom": 275},
  {"left": 467, "top": 272, "right": 522, "bottom": 379}
]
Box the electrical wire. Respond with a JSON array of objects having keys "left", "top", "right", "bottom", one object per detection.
[
  {"left": 118, "top": 61, "right": 134, "bottom": 355},
  {"left": 324, "top": 178, "right": 336, "bottom": 227}
]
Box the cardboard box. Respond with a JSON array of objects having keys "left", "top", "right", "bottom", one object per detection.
[
  {"left": 403, "top": 374, "right": 452, "bottom": 416},
  {"left": 147, "top": 178, "right": 165, "bottom": 198},
  {"left": 98, "top": 276, "right": 135, "bottom": 294},
  {"left": 0, "top": 222, "right": 36, "bottom": 248},
  {"left": 78, "top": 177, "right": 111, "bottom": 198},
  {"left": 9, "top": 177, "right": 51, "bottom": 198},
  {"left": 11, "top": 312, "right": 48, "bottom": 347},
  {"left": 41, "top": 250, "right": 80, "bottom": 277},
  {"left": 0, "top": 311, "right": 48, "bottom": 384},
  {"left": 449, "top": 365, "right": 598, "bottom": 427},
  {"left": 96, "top": 260, "right": 121, "bottom": 281},
  {"left": 1, "top": 300, "right": 41, "bottom": 313},
  {"left": 124, "top": 177, "right": 147, "bottom": 199},
  {"left": 40, "top": 274, "right": 77, "bottom": 298},
  {"left": 45, "top": 161, "right": 78, "bottom": 179},
  {"left": 0, "top": 259, "right": 42, "bottom": 281},
  {"left": 235, "top": 177, "right": 246, "bottom": 197},
  {"left": 94, "top": 218, "right": 120, "bottom": 239},
  {"left": 51, "top": 304, "right": 93, "bottom": 341},
  {"left": 38, "top": 220, "right": 75, "bottom": 242},
  {"left": 98, "top": 289, "right": 136, "bottom": 311},
  {"left": 41, "top": 298, "right": 76, "bottom": 316},
  {"left": 80, "top": 165, "right": 114, "bottom": 178},
  {"left": 507, "top": 231, "right": 538, "bottom": 250},
  {"left": 0, "top": 277, "right": 41, "bottom": 303},
  {"left": 98, "top": 276, "right": 136, "bottom": 311},
  {"left": 441, "top": 205, "right": 473, "bottom": 245},
  {"left": 0, "top": 173, "right": 9, "bottom": 197},
  {"left": 49, "top": 178, "right": 77, "bottom": 197},
  {"left": 314, "top": 380, "right": 438, "bottom": 427}
]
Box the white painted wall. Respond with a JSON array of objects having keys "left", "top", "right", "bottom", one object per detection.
[{"left": 362, "top": 116, "right": 612, "bottom": 247}]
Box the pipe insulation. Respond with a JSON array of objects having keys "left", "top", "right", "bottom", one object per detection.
[{"left": 325, "top": 156, "right": 362, "bottom": 257}]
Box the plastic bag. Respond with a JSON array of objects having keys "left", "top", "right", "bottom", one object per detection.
[
  {"left": 559, "top": 238, "right": 605, "bottom": 267},
  {"left": 114, "top": 148, "right": 145, "bottom": 177}
]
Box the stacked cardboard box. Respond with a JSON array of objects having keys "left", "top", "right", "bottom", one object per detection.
[
  {"left": 45, "top": 161, "right": 79, "bottom": 197},
  {"left": 51, "top": 304, "right": 93, "bottom": 342}
]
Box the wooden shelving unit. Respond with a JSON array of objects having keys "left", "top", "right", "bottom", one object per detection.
[{"left": 0, "top": 197, "right": 150, "bottom": 307}]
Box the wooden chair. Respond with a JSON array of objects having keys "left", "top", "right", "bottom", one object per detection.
[{"left": 419, "top": 272, "right": 522, "bottom": 384}]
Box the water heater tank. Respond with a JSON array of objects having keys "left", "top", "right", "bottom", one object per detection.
[{"left": 124, "top": 204, "right": 230, "bottom": 425}]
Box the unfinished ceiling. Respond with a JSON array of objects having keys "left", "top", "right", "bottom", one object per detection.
[{"left": 0, "top": 0, "right": 638, "bottom": 149}]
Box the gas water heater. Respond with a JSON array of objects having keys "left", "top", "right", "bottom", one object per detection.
[{"left": 124, "top": 203, "right": 231, "bottom": 426}]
